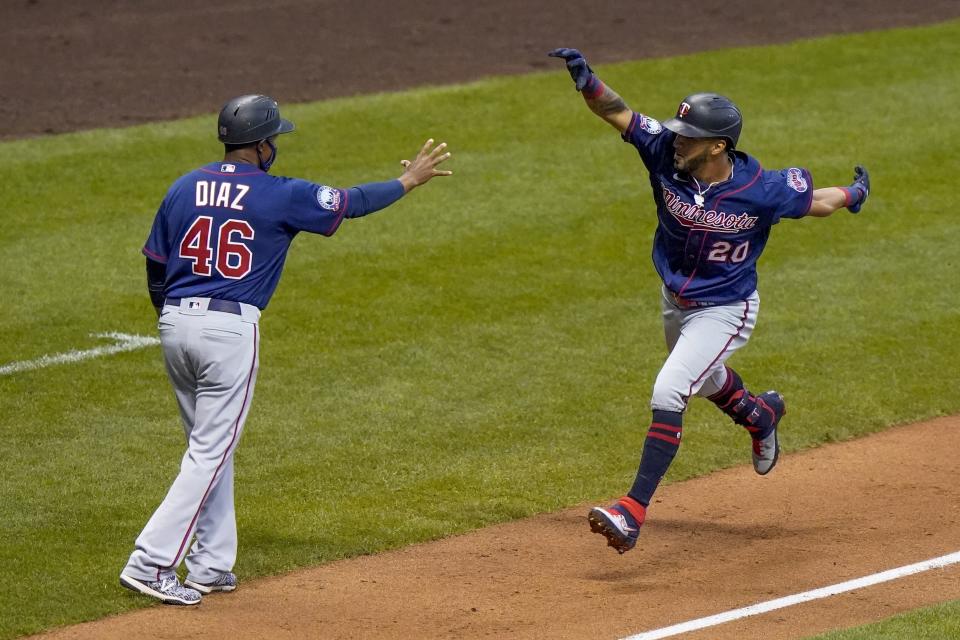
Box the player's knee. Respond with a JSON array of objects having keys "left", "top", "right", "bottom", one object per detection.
[
  {"left": 696, "top": 367, "right": 728, "bottom": 399},
  {"left": 650, "top": 377, "right": 687, "bottom": 413}
]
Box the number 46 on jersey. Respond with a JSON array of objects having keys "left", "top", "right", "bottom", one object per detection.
[{"left": 180, "top": 180, "right": 254, "bottom": 279}]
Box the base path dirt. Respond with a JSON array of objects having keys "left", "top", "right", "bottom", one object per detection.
[
  {"left": 3, "top": 0, "right": 960, "bottom": 139},
  {"left": 34, "top": 416, "right": 960, "bottom": 640}
]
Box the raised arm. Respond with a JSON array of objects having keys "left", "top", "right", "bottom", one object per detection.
[
  {"left": 549, "top": 48, "right": 633, "bottom": 133},
  {"left": 807, "top": 166, "right": 871, "bottom": 217},
  {"left": 337, "top": 139, "right": 452, "bottom": 221}
]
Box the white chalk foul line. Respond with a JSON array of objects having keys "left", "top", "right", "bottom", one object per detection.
[
  {"left": 0, "top": 332, "right": 160, "bottom": 376},
  {"left": 623, "top": 550, "right": 960, "bottom": 640}
]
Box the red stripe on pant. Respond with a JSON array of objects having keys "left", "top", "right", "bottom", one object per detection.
[
  {"left": 163, "top": 326, "right": 259, "bottom": 579},
  {"left": 686, "top": 301, "right": 750, "bottom": 400}
]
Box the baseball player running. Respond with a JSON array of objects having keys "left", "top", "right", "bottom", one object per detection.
[
  {"left": 548, "top": 49, "right": 870, "bottom": 554},
  {"left": 120, "top": 95, "right": 452, "bottom": 604}
]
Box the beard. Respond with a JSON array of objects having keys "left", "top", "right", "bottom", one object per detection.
[{"left": 673, "top": 146, "right": 711, "bottom": 174}]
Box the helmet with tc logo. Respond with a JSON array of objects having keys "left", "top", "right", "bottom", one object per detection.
[{"left": 662, "top": 93, "right": 742, "bottom": 149}]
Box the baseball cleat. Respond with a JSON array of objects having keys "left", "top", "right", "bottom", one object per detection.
[
  {"left": 588, "top": 497, "right": 646, "bottom": 554},
  {"left": 752, "top": 391, "right": 785, "bottom": 475},
  {"left": 184, "top": 572, "right": 238, "bottom": 594},
  {"left": 120, "top": 573, "right": 202, "bottom": 605}
]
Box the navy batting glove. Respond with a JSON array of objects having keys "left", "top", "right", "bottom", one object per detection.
[
  {"left": 844, "top": 165, "right": 870, "bottom": 213},
  {"left": 548, "top": 47, "right": 597, "bottom": 93}
]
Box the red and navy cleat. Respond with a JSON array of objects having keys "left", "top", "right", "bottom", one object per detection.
[
  {"left": 588, "top": 496, "right": 646, "bottom": 554},
  {"left": 752, "top": 391, "right": 785, "bottom": 475}
]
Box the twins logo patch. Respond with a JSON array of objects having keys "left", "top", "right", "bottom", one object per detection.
[
  {"left": 786, "top": 168, "right": 808, "bottom": 193},
  {"left": 317, "top": 186, "right": 341, "bottom": 211},
  {"left": 639, "top": 115, "right": 663, "bottom": 134}
]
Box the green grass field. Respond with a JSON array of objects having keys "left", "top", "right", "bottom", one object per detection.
[
  {"left": 809, "top": 600, "right": 960, "bottom": 639},
  {"left": 1, "top": 19, "right": 958, "bottom": 639}
]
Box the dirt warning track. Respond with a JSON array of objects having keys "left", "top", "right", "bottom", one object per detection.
[
  {"left": 33, "top": 416, "right": 960, "bottom": 639},
  {"left": 3, "top": 0, "right": 960, "bottom": 139}
]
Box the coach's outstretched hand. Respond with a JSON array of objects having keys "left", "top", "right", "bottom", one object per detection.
[
  {"left": 845, "top": 165, "right": 870, "bottom": 213},
  {"left": 398, "top": 139, "right": 453, "bottom": 192},
  {"left": 548, "top": 48, "right": 594, "bottom": 91}
]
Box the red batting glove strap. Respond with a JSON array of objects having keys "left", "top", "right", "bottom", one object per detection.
[
  {"left": 840, "top": 186, "right": 857, "bottom": 206},
  {"left": 582, "top": 76, "right": 605, "bottom": 99}
]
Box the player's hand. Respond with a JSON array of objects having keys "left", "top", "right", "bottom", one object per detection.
[
  {"left": 398, "top": 139, "right": 452, "bottom": 192},
  {"left": 548, "top": 47, "right": 594, "bottom": 91},
  {"left": 846, "top": 165, "right": 870, "bottom": 213}
]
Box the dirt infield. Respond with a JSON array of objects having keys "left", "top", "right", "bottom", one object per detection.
[
  {"left": 12, "top": 2, "right": 960, "bottom": 638},
  {"left": 3, "top": 0, "right": 960, "bottom": 139},
  {"left": 32, "top": 417, "right": 960, "bottom": 639}
]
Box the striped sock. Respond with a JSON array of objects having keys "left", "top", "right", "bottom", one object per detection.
[
  {"left": 628, "top": 410, "right": 683, "bottom": 506},
  {"left": 611, "top": 495, "right": 647, "bottom": 528}
]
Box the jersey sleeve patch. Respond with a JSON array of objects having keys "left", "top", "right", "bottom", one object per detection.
[
  {"left": 639, "top": 115, "right": 663, "bottom": 134},
  {"left": 622, "top": 111, "right": 673, "bottom": 175},
  {"left": 785, "top": 168, "right": 808, "bottom": 193},
  {"left": 316, "top": 185, "right": 342, "bottom": 211}
]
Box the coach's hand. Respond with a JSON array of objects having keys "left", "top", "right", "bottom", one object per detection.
[
  {"left": 398, "top": 139, "right": 453, "bottom": 192},
  {"left": 548, "top": 47, "right": 594, "bottom": 91}
]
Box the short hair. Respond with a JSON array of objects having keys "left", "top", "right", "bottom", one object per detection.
[
  {"left": 224, "top": 141, "right": 257, "bottom": 153},
  {"left": 224, "top": 135, "right": 277, "bottom": 154}
]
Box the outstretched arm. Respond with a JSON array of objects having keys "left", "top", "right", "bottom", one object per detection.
[
  {"left": 340, "top": 139, "right": 452, "bottom": 220},
  {"left": 807, "top": 188, "right": 849, "bottom": 217},
  {"left": 549, "top": 48, "right": 633, "bottom": 133},
  {"left": 583, "top": 84, "right": 633, "bottom": 134},
  {"left": 398, "top": 138, "right": 453, "bottom": 192},
  {"left": 807, "top": 166, "right": 871, "bottom": 217}
]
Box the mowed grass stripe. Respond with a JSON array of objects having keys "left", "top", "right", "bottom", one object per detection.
[
  {"left": 804, "top": 599, "right": 960, "bottom": 639},
  {"left": 1, "top": 19, "right": 958, "bottom": 638}
]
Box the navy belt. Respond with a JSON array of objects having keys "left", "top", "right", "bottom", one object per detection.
[
  {"left": 670, "top": 292, "right": 719, "bottom": 309},
  {"left": 165, "top": 298, "right": 242, "bottom": 315}
]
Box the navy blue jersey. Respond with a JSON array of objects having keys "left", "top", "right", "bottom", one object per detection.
[
  {"left": 143, "top": 162, "right": 401, "bottom": 309},
  {"left": 622, "top": 112, "right": 813, "bottom": 303}
]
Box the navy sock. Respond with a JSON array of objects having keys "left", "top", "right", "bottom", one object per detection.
[
  {"left": 708, "top": 366, "right": 776, "bottom": 439},
  {"left": 708, "top": 366, "right": 744, "bottom": 408},
  {"left": 628, "top": 410, "right": 683, "bottom": 506}
]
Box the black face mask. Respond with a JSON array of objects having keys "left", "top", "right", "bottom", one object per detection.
[{"left": 257, "top": 139, "right": 278, "bottom": 172}]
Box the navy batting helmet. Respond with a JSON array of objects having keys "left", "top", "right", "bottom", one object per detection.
[
  {"left": 217, "top": 95, "right": 294, "bottom": 145},
  {"left": 662, "top": 93, "right": 742, "bottom": 149}
]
